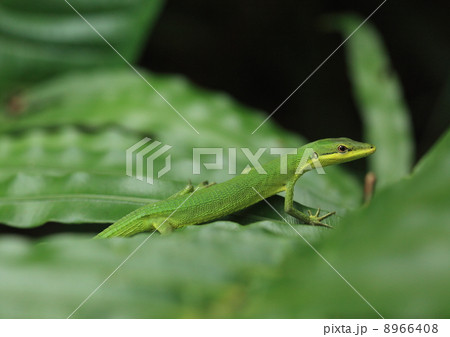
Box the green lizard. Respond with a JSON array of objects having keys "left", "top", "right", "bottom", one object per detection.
[{"left": 96, "top": 138, "right": 375, "bottom": 238}]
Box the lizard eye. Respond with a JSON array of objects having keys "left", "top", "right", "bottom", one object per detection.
[{"left": 338, "top": 145, "right": 348, "bottom": 153}]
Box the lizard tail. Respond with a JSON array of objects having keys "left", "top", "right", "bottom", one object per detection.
[{"left": 95, "top": 214, "right": 154, "bottom": 238}]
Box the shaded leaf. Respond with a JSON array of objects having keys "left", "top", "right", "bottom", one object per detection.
[
  {"left": 0, "top": 168, "right": 337, "bottom": 229},
  {"left": 0, "top": 0, "right": 164, "bottom": 92},
  {"left": 0, "top": 218, "right": 333, "bottom": 318},
  {"left": 335, "top": 14, "right": 414, "bottom": 188},
  {"left": 0, "top": 126, "right": 138, "bottom": 177}
]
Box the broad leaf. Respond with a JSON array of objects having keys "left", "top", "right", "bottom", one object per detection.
[
  {"left": 0, "top": 170, "right": 338, "bottom": 229},
  {"left": 0, "top": 130, "right": 447, "bottom": 318},
  {"left": 0, "top": 70, "right": 363, "bottom": 228},
  {"left": 0, "top": 225, "right": 297, "bottom": 318}
]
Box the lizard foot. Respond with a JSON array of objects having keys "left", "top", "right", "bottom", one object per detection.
[{"left": 306, "top": 208, "right": 335, "bottom": 228}]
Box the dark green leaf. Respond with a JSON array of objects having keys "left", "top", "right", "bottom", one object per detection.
[
  {"left": 0, "top": 0, "right": 164, "bottom": 92},
  {"left": 334, "top": 14, "right": 414, "bottom": 188},
  {"left": 0, "top": 226, "right": 297, "bottom": 318}
]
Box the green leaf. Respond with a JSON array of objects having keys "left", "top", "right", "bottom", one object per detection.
[
  {"left": 334, "top": 14, "right": 415, "bottom": 189},
  {"left": 0, "top": 124, "right": 338, "bottom": 229},
  {"left": 0, "top": 0, "right": 164, "bottom": 92},
  {"left": 0, "top": 171, "right": 171, "bottom": 227},
  {"left": 1, "top": 127, "right": 447, "bottom": 318},
  {"left": 0, "top": 69, "right": 301, "bottom": 153},
  {"left": 0, "top": 70, "right": 363, "bottom": 228},
  {"left": 0, "top": 168, "right": 338, "bottom": 230},
  {"left": 0, "top": 226, "right": 298, "bottom": 318},
  {"left": 0, "top": 126, "right": 138, "bottom": 177},
  {"left": 0, "top": 169, "right": 357, "bottom": 229}
]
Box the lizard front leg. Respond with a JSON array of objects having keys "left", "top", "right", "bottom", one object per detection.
[{"left": 284, "top": 182, "right": 334, "bottom": 228}]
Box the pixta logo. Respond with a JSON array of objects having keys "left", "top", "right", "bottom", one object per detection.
[{"left": 126, "top": 137, "right": 172, "bottom": 184}]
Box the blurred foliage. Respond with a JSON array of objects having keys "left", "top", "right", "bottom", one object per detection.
[
  {"left": 334, "top": 14, "right": 414, "bottom": 189},
  {"left": 248, "top": 129, "right": 450, "bottom": 318},
  {"left": 0, "top": 130, "right": 448, "bottom": 318},
  {"left": 0, "top": 0, "right": 164, "bottom": 93},
  {"left": 0, "top": 4, "right": 449, "bottom": 319}
]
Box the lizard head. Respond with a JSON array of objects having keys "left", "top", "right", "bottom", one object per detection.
[{"left": 308, "top": 137, "right": 376, "bottom": 167}]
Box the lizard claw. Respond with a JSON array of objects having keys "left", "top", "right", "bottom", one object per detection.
[
  {"left": 317, "top": 211, "right": 336, "bottom": 221},
  {"left": 316, "top": 222, "right": 334, "bottom": 229},
  {"left": 315, "top": 208, "right": 321, "bottom": 217}
]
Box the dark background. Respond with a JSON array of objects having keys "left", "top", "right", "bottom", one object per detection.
[{"left": 139, "top": 0, "right": 450, "bottom": 159}]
